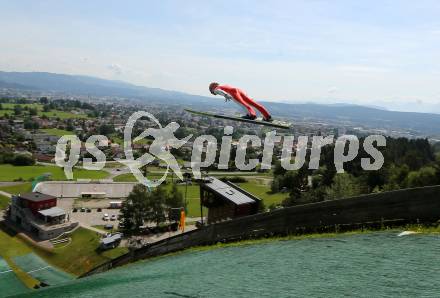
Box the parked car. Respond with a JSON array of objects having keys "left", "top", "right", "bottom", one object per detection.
[
  {"left": 102, "top": 213, "right": 109, "bottom": 221},
  {"left": 72, "top": 208, "right": 78, "bottom": 212},
  {"left": 110, "top": 214, "right": 117, "bottom": 221},
  {"left": 80, "top": 207, "right": 86, "bottom": 212},
  {"left": 86, "top": 208, "right": 92, "bottom": 213},
  {"left": 99, "top": 233, "right": 122, "bottom": 250},
  {"left": 97, "top": 208, "right": 102, "bottom": 212},
  {"left": 104, "top": 224, "right": 114, "bottom": 230}
]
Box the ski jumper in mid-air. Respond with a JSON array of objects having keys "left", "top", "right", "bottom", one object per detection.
[{"left": 209, "top": 82, "right": 272, "bottom": 122}]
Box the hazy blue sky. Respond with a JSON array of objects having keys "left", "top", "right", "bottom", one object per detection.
[{"left": 1, "top": 1, "right": 440, "bottom": 111}]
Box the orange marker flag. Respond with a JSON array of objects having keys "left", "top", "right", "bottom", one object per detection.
[{"left": 179, "top": 209, "right": 186, "bottom": 232}]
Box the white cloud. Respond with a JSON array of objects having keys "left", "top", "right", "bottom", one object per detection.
[
  {"left": 1, "top": 1, "right": 440, "bottom": 113},
  {"left": 327, "top": 86, "right": 338, "bottom": 94},
  {"left": 338, "top": 65, "right": 393, "bottom": 74},
  {"left": 107, "top": 63, "right": 122, "bottom": 75}
]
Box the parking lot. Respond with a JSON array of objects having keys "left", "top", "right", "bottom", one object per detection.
[
  {"left": 70, "top": 208, "right": 121, "bottom": 228},
  {"left": 55, "top": 197, "right": 198, "bottom": 246},
  {"left": 56, "top": 198, "right": 123, "bottom": 229}
]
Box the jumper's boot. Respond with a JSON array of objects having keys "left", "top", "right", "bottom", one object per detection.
[{"left": 241, "top": 114, "right": 257, "bottom": 120}]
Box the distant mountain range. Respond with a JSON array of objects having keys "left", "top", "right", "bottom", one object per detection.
[
  {"left": 0, "top": 71, "right": 215, "bottom": 105},
  {"left": 1, "top": 71, "right": 440, "bottom": 136}
]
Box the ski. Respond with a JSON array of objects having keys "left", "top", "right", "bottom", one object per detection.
[{"left": 185, "top": 109, "right": 291, "bottom": 129}]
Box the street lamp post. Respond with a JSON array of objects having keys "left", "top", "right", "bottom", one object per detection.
[{"left": 183, "top": 172, "right": 191, "bottom": 214}]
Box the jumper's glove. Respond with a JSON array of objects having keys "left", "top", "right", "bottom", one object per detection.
[
  {"left": 224, "top": 94, "right": 233, "bottom": 102},
  {"left": 213, "top": 89, "right": 233, "bottom": 102}
]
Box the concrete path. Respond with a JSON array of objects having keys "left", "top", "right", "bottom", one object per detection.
[
  {"left": 0, "top": 191, "right": 12, "bottom": 198},
  {"left": 78, "top": 223, "right": 107, "bottom": 235},
  {"left": 35, "top": 162, "right": 55, "bottom": 167},
  {"left": 0, "top": 182, "right": 25, "bottom": 187}
]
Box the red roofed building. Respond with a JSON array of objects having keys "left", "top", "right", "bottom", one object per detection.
[
  {"left": 8, "top": 192, "right": 77, "bottom": 240},
  {"left": 18, "top": 192, "right": 57, "bottom": 215}
]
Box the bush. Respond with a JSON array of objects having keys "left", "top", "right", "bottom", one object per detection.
[
  {"left": 0, "top": 152, "right": 15, "bottom": 164},
  {"left": 12, "top": 154, "right": 35, "bottom": 166},
  {"left": 325, "top": 173, "right": 361, "bottom": 200},
  {"left": 271, "top": 178, "right": 280, "bottom": 193},
  {"left": 268, "top": 203, "right": 280, "bottom": 211},
  {"left": 405, "top": 166, "right": 438, "bottom": 188},
  {"left": 220, "top": 176, "right": 247, "bottom": 183}
]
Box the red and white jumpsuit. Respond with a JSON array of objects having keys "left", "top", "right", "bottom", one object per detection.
[{"left": 212, "top": 84, "right": 271, "bottom": 120}]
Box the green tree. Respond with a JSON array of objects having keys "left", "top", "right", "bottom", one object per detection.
[
  {"left": 165, "top": 183, "right": 186, "bottom": 221},
  {"left": 12, "top": 154, "right": 35, "bottom": 166},
  {"left": 405, "top": 166, "right": 438, "bottom": 188},
  {"left": 66, "top": 120, "right": 74, "bottom": 131},
  {"left": 325, "top": 173, "right": 361, "bottom": 200},
  {"left": 120, "top": 184, "right": 170, "bottom": 232},
  {"left": 99, "top": 123, "right": 115, "bottom": 135},
  {"left": 270, "top": 178, "right": 280, "bottom": 193},
  {"left": 24, "top": 118, "right": 39, "bottom": 130},
  {"left": 13, "top": 105, "right": 23, "bottom": 115},
  {"left": 280, "top": 168, "right": 310, "bottom": 207},
  {"left": 147, "top": 186, "right": 168, "bottom": 225},
  {"left": 29, "top": 107, "right": 38, "bottom": 116},
  {"left": 119, "top": 184, "right": 149, "bottom": 233},
  {"left": 42, "top": 104, "right": 51, "bottom": 112},
  {"left": 384, "top": 164, "right": 409, "bottom": 189},
  {"left": 300, "top": 186, "right": 327, "bottom": 204},
  {"left": 281, "top": 187, "right": 302, "bottom": 207},
  {"left": 166, "top": 184, "right": 185, "bottom": 209}
]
